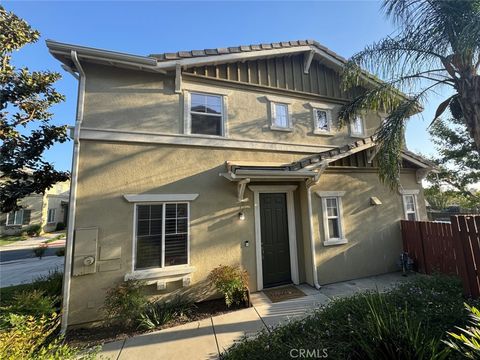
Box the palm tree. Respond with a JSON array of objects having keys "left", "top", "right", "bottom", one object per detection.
[{"left": 340, "top": 0, "right": 480, "bottom": 187}]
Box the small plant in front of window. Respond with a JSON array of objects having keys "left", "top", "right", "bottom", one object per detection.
[
  {"left": 103, "top": 280, "right": 148, "bottom": 329},
  {"left": 208, "top": 265, "right": 249, "bottom": 308},
  {"left": 27, "top": 224, "right": 42, "bottom": 237}
]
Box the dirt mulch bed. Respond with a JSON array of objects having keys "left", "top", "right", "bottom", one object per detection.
[{"left": 66, "top": 298, "right": 246, "bottom": 348}]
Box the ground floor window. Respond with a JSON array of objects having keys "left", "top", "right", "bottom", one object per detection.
[
  {"left": 47, "top": 208, "right": 56, "bottom": 223},
  {"left": 135, "top": 202, "right": 189, "bottom": 270},
  {"left": 316, "top": 191, "right": 347, "bottom": 246},
  {"left": 6, "top": 210, "right": 24, "bottom": 226}
]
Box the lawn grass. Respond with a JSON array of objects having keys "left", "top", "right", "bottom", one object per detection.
[
  {"left": 43, "top": 233, "right": 66, "bottom": 244},
  {"left": 0, "top": 234, "right": 27, "bottom": 246},
  {"left": 221, "top": 275, "right": 476, "bottom": 360}
]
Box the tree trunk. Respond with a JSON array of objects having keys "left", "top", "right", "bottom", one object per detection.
[{"left": 457, "top": 75, "right": 480, "bottom": 152}]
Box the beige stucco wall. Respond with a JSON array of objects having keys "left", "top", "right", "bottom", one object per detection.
[
  {"left": 68, "top": 139, "right": 425, "bottom": 326},
  {"left": 0, "top": 195, "right": 43, "bottom": 236},
  {"left": 82, "top": 63, "right": 383, "bottom": 148},
  {"left": 42, "top": 181, "right": 70, "bottom": 232}
]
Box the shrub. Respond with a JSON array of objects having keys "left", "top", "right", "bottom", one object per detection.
[
  {"left": 33, "top": 244, "right": 48, "bottom": 259},
  {"left": 209, "top": 265, "right": 249, "bottom": 307},
  {"left": 103, "top": 280, "right": 147, "bottom": 329},
  {"left": 138, "top": 295, "right": 196, "bottom": 330},
  {"left": 26, "top": 224, "right": 42, "bottom": 237},
  {"left": 444, "top": 304, "right": 480, "bottom": 359},
  {"left": 55, "top": 247, "right": 65, "bottom": 257},
  {"left": 55, "top": 222, "right": 66, "bottom": 231},
  {"left": 0, "top": 313, "right": 96, "bottom": 360},
  {"left": 4, "top": 290, "right": 57, "bottom": 318}
]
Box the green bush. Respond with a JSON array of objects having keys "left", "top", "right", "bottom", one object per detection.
[
  {"left": 55, "top": 222, "right": 66, "bottom": 231},
  {"left": 138, "top": 295, "right": 196, "bottom": 330},
  {"left": 4, "top": 290, "right": 57, "bottom": 318},
  {"left": 55, "top": 247, "right": 65, "bottom": 257},
  {"left": 26, "top": 224, "right": 42, "bottom": 237},
  {"left": 103, "top": 280, "right": 147, "bottom": 329},
  {"left": 208, "top": 265, "right": 249, "bottom": 307},
  {"left": 0, "top": 313, "right": 96, "bottom": 360},
  {"left": 444, "top": 304, "right": 480, "bottom": 359},
  {"left": 221, "top": 275, "right": 468, "bottom": 360}
]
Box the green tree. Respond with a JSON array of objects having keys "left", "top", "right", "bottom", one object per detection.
[
  {"left": 340, "top": 0, "right": 480, "bottom": 188},
  {"left": 0, "top": 6, "right": 69, "bottom": 213},
  {"left": 427, "top": 117, "right": 480, "bottom": 208}
]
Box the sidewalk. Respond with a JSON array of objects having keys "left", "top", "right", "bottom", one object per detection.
[
  {"left": 100, "top": 272, "right": 411, "bottom": 360},
  {"left": 0, "top": 232, "right": 66, "bottom": 251}
]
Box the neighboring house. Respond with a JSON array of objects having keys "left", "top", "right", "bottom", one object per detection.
[
  {"left": 0, "top": 181, "right": 70, "bottom": 236},
  {"left": 47, "top": 39, "right": 434, "bottom": 330}
]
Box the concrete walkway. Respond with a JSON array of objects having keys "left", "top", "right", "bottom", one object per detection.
[{"left": 100, "top": 272, "right": 411, "bottom": 360}]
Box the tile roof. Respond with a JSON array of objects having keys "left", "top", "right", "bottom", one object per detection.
[{"left": 149, "top": 39, "right": 348, "bottom": 64}]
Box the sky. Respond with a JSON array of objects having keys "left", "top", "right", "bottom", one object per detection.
[{"left": 5, "top": 0, "right": 449, "bottom": 172}]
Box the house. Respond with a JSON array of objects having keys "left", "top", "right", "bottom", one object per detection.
[
  {"left": 0, "top": 181, "right": 70, "bottom": 236},
  {"left": 47, "top": 39, "right": 434, "bottom": 330}
]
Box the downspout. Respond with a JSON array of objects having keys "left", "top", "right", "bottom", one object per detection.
[
  {"left": 61, "top": 50, "right": 85, "bottom": 334},
  {"left": 307, "top": 184, "right": 321, "bottom": 289}
]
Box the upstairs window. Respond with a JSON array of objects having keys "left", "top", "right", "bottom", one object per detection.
[
  {"left": 350, "top": 116, "right": 365, "bottom": 137},
  {"left": 190, "top": 93, "right": 224, "bottom": 136},
  {"left": 272, "top": 103, "right": 290, "bottom": 129},
  {"left": 403, "top": 194, "right": 417, "bottom": 221},
  {"left": 135, "top": 203, "right": 189, "bottom": 270},
  {"left": 313, "top": 108, "right": 332, "bottom": 134}
]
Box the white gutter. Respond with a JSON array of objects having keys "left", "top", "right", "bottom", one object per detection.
[
  {"left": 307, "top": 185, "right": 321, "bottom": 289},
  {"left": 61, "top": 50, "right": 85, "bottom": 334}
]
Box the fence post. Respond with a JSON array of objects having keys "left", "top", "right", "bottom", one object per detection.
[{"left": 418, "top": 221, "right": 428, "bottom": 274}]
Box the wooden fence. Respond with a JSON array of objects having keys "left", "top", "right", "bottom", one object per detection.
[{"left": 401, "top": 215, "right": 480, "bottom": 297}]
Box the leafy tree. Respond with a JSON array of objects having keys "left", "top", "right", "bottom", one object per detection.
[
  {"left": 427, "top": 116, "right": 480, "bottom": 208},
  {"left": 339, "top": 0, "right": 480, "bottom": 188},
  {"left": 0, "top": 6, "right": 69, "bottom": 213}
]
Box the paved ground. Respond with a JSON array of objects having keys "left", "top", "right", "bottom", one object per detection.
[
  {"left": 0, "top": 256, "right": 64, "bottom": 287},
  {"left": 0, "top": 232, "right": 66, "bottom": 262},
  {"left": 100, "top": 272, "right": 412, "bottom": 360}
]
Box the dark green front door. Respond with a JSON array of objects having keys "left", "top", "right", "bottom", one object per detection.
[{"left": 260, "top": 193, "right": 291, "bottom": 287}]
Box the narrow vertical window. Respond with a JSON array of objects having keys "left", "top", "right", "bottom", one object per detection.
[
  {"left": 313, "top": 109, "right": 331, "bottom": 133},
  {"left": 47, "top": 209, "right": 56, "bottom": 223},
  {"left": 317, "top": 191, "right": 347, "bottom": 246},
  {"left": 273, "top": 103, "right": 290, "bottom": 129},
  {"left": 325, "top": 198, "right": 341, "bottom": 239},
  {"left": 351, "top": 116, "right": 365, "bottom": 136},
  {"left": 403, "top": 195, "right": 417, "bottom": 220}
]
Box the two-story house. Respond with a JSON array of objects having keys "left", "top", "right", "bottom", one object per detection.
[{"left": 47, "top": 39, "right": 433, "bottom": 330}]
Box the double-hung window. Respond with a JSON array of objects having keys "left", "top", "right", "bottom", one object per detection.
[
  {"left": 6, "top": 210, "right": 23, "bottom": 226},
  {"left": 189, "top": 92, "right": 224, "bottom": 136},
  {"left": 135, "top": 203, "right": 189, "bottom": 270},
  {"left": 272, "top": 103, "right": 290, "bottom": 129},
  {"left": 316, "top": 191, "right": 347, "bottom": 246},
  {"left": 403, "top": 194, "right": 418, "bottom": 221},
  {"left": 47, "top": 209, "right": 56, "bottom": 223},
  {"left": 350, "top": 116, "right": 365, "bottom": 137},
  {"left": 313, "top": 108, "right": 332, "bottom": 134}
]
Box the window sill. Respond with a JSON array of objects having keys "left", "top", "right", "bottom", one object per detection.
[
  {"left": 323, "top": 238, "right": 348, "bottom": 246},
  {"left": 270, "top": 126, "right": 293, "bottom": 132},
  {"left": 189, "top": 133, "right": 226, "bottom": 139},
  {"left": 350, "top": 133, "right": 366, "bottom": 138},
  {"left": 125, "top": 265, "right": 195, "bottom": 281},
  {"left": 313, "top": 130, "right": 335, "bottom": 136},
  {"left": 5, "top": 224, "right": 22, "bottom": 227}
]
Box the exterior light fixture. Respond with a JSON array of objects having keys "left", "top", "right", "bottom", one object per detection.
[
  {"left": 238, "top": 211, "right": 245, "bottom": 221},
  {"left": 370, "top": 197, "right": 382, "bottom": 206}
]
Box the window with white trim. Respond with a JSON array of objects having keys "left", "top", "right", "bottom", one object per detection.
[
  {"left": 6, "top": 210, "right": 23, "bottom": 226},
  {"left": 403, "top": 194, "right": 417, "bottom": 221},
  {"left": 47, "top": 209, "right": 56, "bottom": 223},
  {"left": 135, "top": 203, "right": 189, "bottom": 270},
  {"left": 350, "top": 116, "right": 365, "bottom": 136},
  {"left": 272, "top": 103, "right": 290, "bottom": 129},
  {"left": 313, "top": 108, "right": 332, "bottom": 133},
  {"left": 317, "top": 191, "right": 347, "bottom": 245},
  {"left": 189, "top": 92, "right": 224, "bottom": 136}
]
